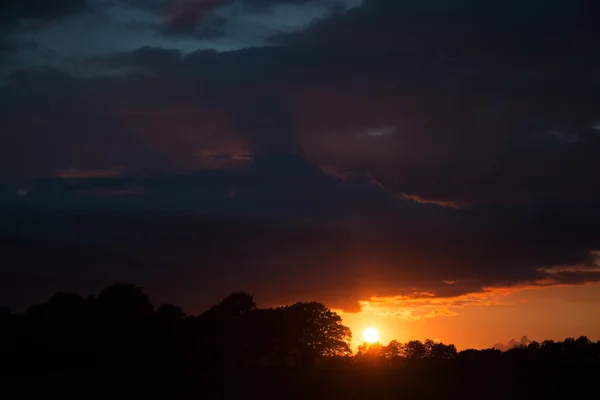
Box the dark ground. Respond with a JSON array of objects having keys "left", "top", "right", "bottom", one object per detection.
[{"left": 3, "top": 366, "right": 597, "bottom": 400}]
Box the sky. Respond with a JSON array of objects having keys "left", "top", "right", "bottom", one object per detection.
[{"left": 1, "top": 0, "right": 600, "bottom": 350}]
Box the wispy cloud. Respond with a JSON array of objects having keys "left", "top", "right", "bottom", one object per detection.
[
  {"left": 400, "top": 193, "right": 464, "bottom": 209},
  {"left": 358, "top": 264, "right": 600, "bottom": 321},
  {"left": 425, "top": 307, "right": 457, "bottom": 319},
  {"left": 57, "top": 167, "right": 125, "bottom": 179},
  {"left": 534, "top": 130, "right": 580, "bottom": 143},
  {"left": 354, "top": 125, "right": 396, "bottom": 138}
]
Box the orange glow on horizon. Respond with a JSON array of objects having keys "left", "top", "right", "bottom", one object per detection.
[{"left": 337, "top": 282, "right": 600, "bottom": 352}]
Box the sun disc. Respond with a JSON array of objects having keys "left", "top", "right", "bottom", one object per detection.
[{"left": 363, "top": 327, "right": 380, "bottom": 343}]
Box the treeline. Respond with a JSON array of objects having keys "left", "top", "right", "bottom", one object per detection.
[
  {"left": 352, "top": 337, "right": 600, "bottom": 369},
  {"left": 0, "top": 283, "right": 351, "bottom": 371},
  {"left": 1, "top": 284, "right": 599, "bottom": 373}
]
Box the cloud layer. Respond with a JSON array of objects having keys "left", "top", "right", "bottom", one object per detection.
[{"left": 1, "top": 0, "right": 600, "bottom": 313}]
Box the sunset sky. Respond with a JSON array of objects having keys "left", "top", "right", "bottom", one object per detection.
[{"left": 1, "top": 0, "right": 600, "bottom": 349}]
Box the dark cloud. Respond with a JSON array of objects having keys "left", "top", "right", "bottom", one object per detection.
[
  {"left": 1, "top": 0, "right": 600, "bottom": 312},
  {"left": 163, "top": 0, "right": 226, "bottom": 36},
  {"left": 1, "top": 160, "right": 599, "bottom": 312},
  {"left": 84, "top": 0, "right": 600, "bottom": 207},
  {"left": 162, "top": 14, "right": 227, "bottom": 39},
  {"left": 272, "top": 0, "right": 600, "bottom": 205},
  {"left": 0, "top": 0, "right": 87, "bottom": 30},
  {"left": 229, "top": 91, "right": 301, "bottom": 153},
  {"left": 236, "top": 0, "right": 347, "bottom": 13},
  {"left": 89, "top": 46, "right": 183, "bottom": 75},
  {"left": 0, "top": 69, "right": 169, "bottom": 182},
  {"left": 109, "top": 0, "right": 352, "bottom": 40},
  {"left": 0, "top": 41, "right": 17, "bottom": 54}
]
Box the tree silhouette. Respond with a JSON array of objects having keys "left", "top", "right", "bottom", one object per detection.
[
  {"left": 356, "top": 342, "right": 371, "bottom": 357},
  {"left": 191, "top": 292, "right": 257, "bottom": 367},
  {"left": 358, "top": 342, "right": 381, "bottom": 356},
  {"left": 425, "top": 339, "right": 457, "bottom": 361},
  {"left": 356, "top": 341, "right": 386, "bottom": 367},
  {"left": 155, "top": 304, "right": 186, "bottom": 324},
  {"left": 252, "top": 307, "right": 291, "bottom": 367},
  {"left": 383, "top": 340, "right": 405, "bottom": 367},
  {"left": 384, "top": 340, "right": 402, "bottom": 359},
  {"left": 94, "top": 283, "right": 154, "bottom": 321},
  {"left": 90, "top": 284, "right": 155, "bottom": 368},
  {"left": 206, "top": 292, "right": 256, "bottom": 319},
  {"left": 23, "top": 292, "right": 91, "bottom": 368},
  {"left": 457, "top": 348, "right": 502, "bottom": 365},
  {"left": 0, "top": 305, "right": 11, "bottom": 318},
  {"left": 3, "top": 282, "right": 600, "bottom": 381},
  {"left": 152, "top": 304, "right": 187, "bottom": 366},
  {"left": 284, "top": 302, "right": 351, "bottom": 367},
  {"left": 404, "top": 340, "right": 427, "bottom": 360},
  {"left": 25, "top": 292, "right": 87, "bottom": 322}
]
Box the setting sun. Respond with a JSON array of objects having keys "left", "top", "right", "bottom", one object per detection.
[{"left": 363, "top": 327, "right": 380, "bottom": 343}]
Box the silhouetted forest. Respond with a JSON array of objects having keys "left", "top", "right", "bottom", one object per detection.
[
  {"left": 2, "top": 284, "right": 599, "bottom": 399},
  {"left": 1, "top": 283, "right": 352, "bottom": 371}
]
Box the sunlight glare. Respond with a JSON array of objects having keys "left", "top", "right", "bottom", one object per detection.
[{"left": 363, "top": 327, "right": 380, "bottom": 343}]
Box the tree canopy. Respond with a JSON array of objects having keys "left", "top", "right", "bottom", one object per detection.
[{"left": 1, "top": 283, "right": 599, "bottom": 373}]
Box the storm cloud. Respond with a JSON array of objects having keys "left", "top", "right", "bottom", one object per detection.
[{"left": 1, "top": 0, "right": 600, "bottom": 313}]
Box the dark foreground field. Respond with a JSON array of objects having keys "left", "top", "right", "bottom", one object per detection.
[{"left": 4, "top": 365, "right": 598, "bottom": 400}]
